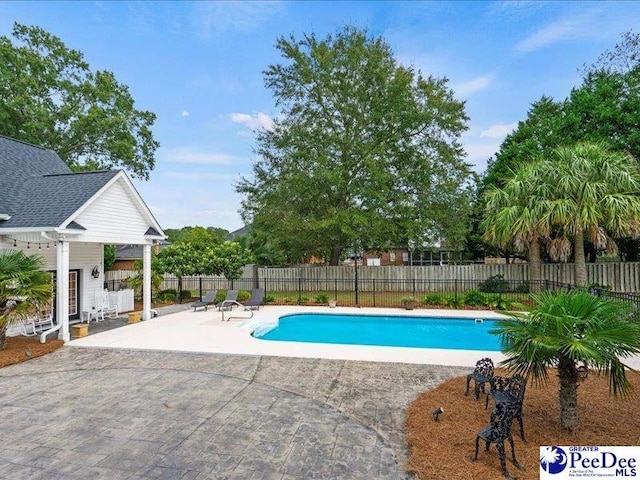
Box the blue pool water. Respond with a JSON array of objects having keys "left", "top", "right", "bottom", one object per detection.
[{"left": 253, "top": 313, "right": 502, "bottom": 351}]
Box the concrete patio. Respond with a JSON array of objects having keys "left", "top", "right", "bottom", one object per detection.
[{"left": 0, "top": 346, "right": 467, "bottom": 479}]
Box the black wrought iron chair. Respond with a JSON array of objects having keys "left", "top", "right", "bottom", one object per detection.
[
  {"left": 473, "top": 401, "right": 522, "bottom": 479},
  {"left": 465, "top": 357, "right": 494, "bottom": 400},
  {"left": 485, "top": 374, "right": 527, "bottom": 441}
]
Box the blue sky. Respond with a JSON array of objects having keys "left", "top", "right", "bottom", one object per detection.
[{"left": 2, "top": 1, "right": 639, "bottom": 233}]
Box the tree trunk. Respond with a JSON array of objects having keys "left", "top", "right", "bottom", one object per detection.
[
  {"left": 529, "top": 238, "right": 542, "bottom": 293},
  {"left": 558, "top": 356, "right": 580, "bottom": 433},
  {"left": 329, "top": 246, "right": 343, "bottom": 266},
  {"left": 574, "top": 230, "right": 587, "bottom": 287},
  {"left": 0, "top": 323, "right": 7, "bottom": 350}
]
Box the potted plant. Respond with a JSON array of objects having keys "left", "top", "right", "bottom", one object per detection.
[
  {"left": 328, "top": 299, "right": 337, "bottom": 308},
  {"left": 401, "top": 297, "right": 417, "bottom": 310}
]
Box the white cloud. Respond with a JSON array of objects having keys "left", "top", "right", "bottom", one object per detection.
[
  {"left": 161, "top": 148, "right": 238, "bottom": 165},
  {"left": 230, "top": 112, "right": 274, "bottom": 132},
  {"left": 514, "top": 10, "right": 603, "bottom": 54},
  {"left": 453, "top": 74, "right": 493, "bottom": 98},
  {"left": 181, "top": 110, "right": 190, "bottom": 117},
  {"left": 463, "top": 142, "right": 502, "bottom": 173},
  {"left": 162, "top": 172, "right": 241, "bottom": 181},
  {"left": 480, "top": 123, "right": 518, "bottom": 139},
  {"left": 194, "top": 2, "right": 283, "bottom": 40},
  {"left": 489, "top": 1, "right": 548, "bottom": 19}
]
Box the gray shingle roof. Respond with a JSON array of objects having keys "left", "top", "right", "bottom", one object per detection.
[
  {"left": 0, "top": 135, "right": 119, "bottom": 229},
  {"left": 116, "top": 240, "right": 170, "bottom": 260}
]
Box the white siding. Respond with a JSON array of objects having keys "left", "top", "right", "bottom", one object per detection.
[
  {"left": 0, "top": 241, "right": 104, "bottom": 314},
  {"left": 72, "top": 178, "right": 153, "bottom": 244}
]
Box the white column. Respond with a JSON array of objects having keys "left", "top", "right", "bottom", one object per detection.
[
  {"left": 142, "top": 243, "right": 152, "bottom": 320},
  {"left": 56, "top": 240, "right": 70, "bottom": 341}
]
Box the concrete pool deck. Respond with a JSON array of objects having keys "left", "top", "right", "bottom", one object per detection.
[
  {"left": 68, "top": 306, "right": 513, "bottom": 367},
  {"left": 0, "top": 346, "right": 468, "bottom": 479}
]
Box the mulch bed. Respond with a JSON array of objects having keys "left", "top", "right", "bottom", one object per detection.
[
  {"left": 406, "top": 368, "right": 640, "bottom": 480},
  {"left": 0, "top": 335, "right": 64, "bottom": 369}
]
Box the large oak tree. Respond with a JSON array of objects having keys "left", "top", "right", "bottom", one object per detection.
[
  {"left": 237, "top": 27, "right": 473, "bottom": 265},
  {"left": 0, "top": 23, "right": 158, "bottom": 179}
]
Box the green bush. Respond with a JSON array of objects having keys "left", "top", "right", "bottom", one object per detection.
[
  {"left": 514, "top": 282, "right": 530, "bottom": 293},
  {"left": 237, "top": 290, "right": 251, "bottom": 302},
  {"left": 423, "top": 293, "right": 446, "bottom": 305},
  {"left": 478, "top": 274, "right": 509, "bottom": 293},
  {"left": 156, "top": 289, "right": 177, "bottom": 302},
  {"left": 282, "top": 297, "right": 293, "bottom": 304},
  {"left": 298, "top": 296, "right": 310, "bottom": 304},
  {"left": 264, "top": 294, "right": 275, "bottom": 303},
  {"left": 179, "top": 290, "right": 192, "bottom": 300},
  {"left": 447, "top": 297, "right": 462, "bottom": 308},
  {"left": 486, "top": 294, "right": 508, "bottom": 311},
  {"left": 315, "top": 293, "right": 330, "bottom": 304},
  {"left": 463, "top": 289, "right": 487, "bottom": 307},
  {"left": 214, "top": 291, "right": 226, "bottom": 303}
]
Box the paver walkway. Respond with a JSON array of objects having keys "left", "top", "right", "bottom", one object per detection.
[{"left": 0, "top": 347, "right": 468, "bottom": 479}]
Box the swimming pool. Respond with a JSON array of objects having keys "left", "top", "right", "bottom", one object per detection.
[{"left": 253, "top": 313, "right": 502, "bottom": 351}]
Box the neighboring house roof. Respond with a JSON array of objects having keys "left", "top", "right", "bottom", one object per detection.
[
  {"left": 228, "top": 225, "right": 251, "bottom": 239},
  {"left": 115, "top": 240, "right": 170, "bottom": 260},
  {"left": 0, "top": 134, "right": 164, "bottom": 239}
]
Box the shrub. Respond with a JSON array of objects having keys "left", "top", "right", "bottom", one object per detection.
[
  {"left": 587, "top": 283, "right": 612, "bottom": 296},
  {"left": 486, "top": 294, "right": 508, "bottom": 311},
  {"left": 514, "top": 282, "right": 530, "bottom": 293},
  {"left": 179, "top": 290, "right": 192, "bottom": 300},
  {"left": 237, "top": 290, "right": 251, "bottom": 302},
  {"left": 478, "top": 274, "right": 509, "bottom": 293},
  {"left": 447, "top": 297, "right": 462, "bottom": 308},
  {"left": 156, "top": 289, "right": 177, "bottom": 302},
  {"left": 264, "top": 294, "right": 275, "bottom": 303},
  {"left": 282, "top": 297, "right": 292, "bottom": 304},
  {"left": 298, "top": 296, "right": 310, "bottom": 304},
  {"left": 463, "top": 289, "right": 487, "bottom": 307},
  {"left": 315, "top": 293, "right": 329, "bottom": 304},
  {"left": 422, "top": 293, "right": 446, "bottom": 306}
]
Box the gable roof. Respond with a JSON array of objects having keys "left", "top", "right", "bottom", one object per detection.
[
  {"left": 0, "top": 135, "right": 71, "bottom": 216},
  {"left": 1, "top": 170, "right": 119, "bottom": 228},
  {"left": 0, "top": 135, "right": 164, "bottom": 238}
]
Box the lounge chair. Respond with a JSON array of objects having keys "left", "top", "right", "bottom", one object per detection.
[
  {"left": 243, "top": 288, "right": 265, "bottom": 310},
  {"left": 191, "top": 290, "right": 217, "bottom": 312},
  {"left": 217, "top": 290, "right": 239, "bottom": 311}
]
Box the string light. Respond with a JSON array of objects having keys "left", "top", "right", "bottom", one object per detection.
[{"left": 5, "top": 237, "right": 55, "bottom": 250}]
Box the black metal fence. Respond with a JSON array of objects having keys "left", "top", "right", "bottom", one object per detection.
[{"left": 105, "top": 275, "right": 639, "bottom": 311}]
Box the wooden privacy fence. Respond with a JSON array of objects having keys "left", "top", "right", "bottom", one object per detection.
[
  {"left": 255, "top": 263, "right": 640, "bottom": 293},
  {"left": 105, "top": 262, "right": 640, "bottom": 293}
]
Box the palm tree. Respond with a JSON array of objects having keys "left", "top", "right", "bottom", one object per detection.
[
  {"left": 482, "top": 161, "right": 553, "bottom": 291},
  {"left": 543, "top": 142, "right": 640, "bottom": 287},
  {"left": 0, "top": 250, "right": 53, "bottom": 349},
  {"left": 492, "top": 290, "right": 640, "bottom": 433}
]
